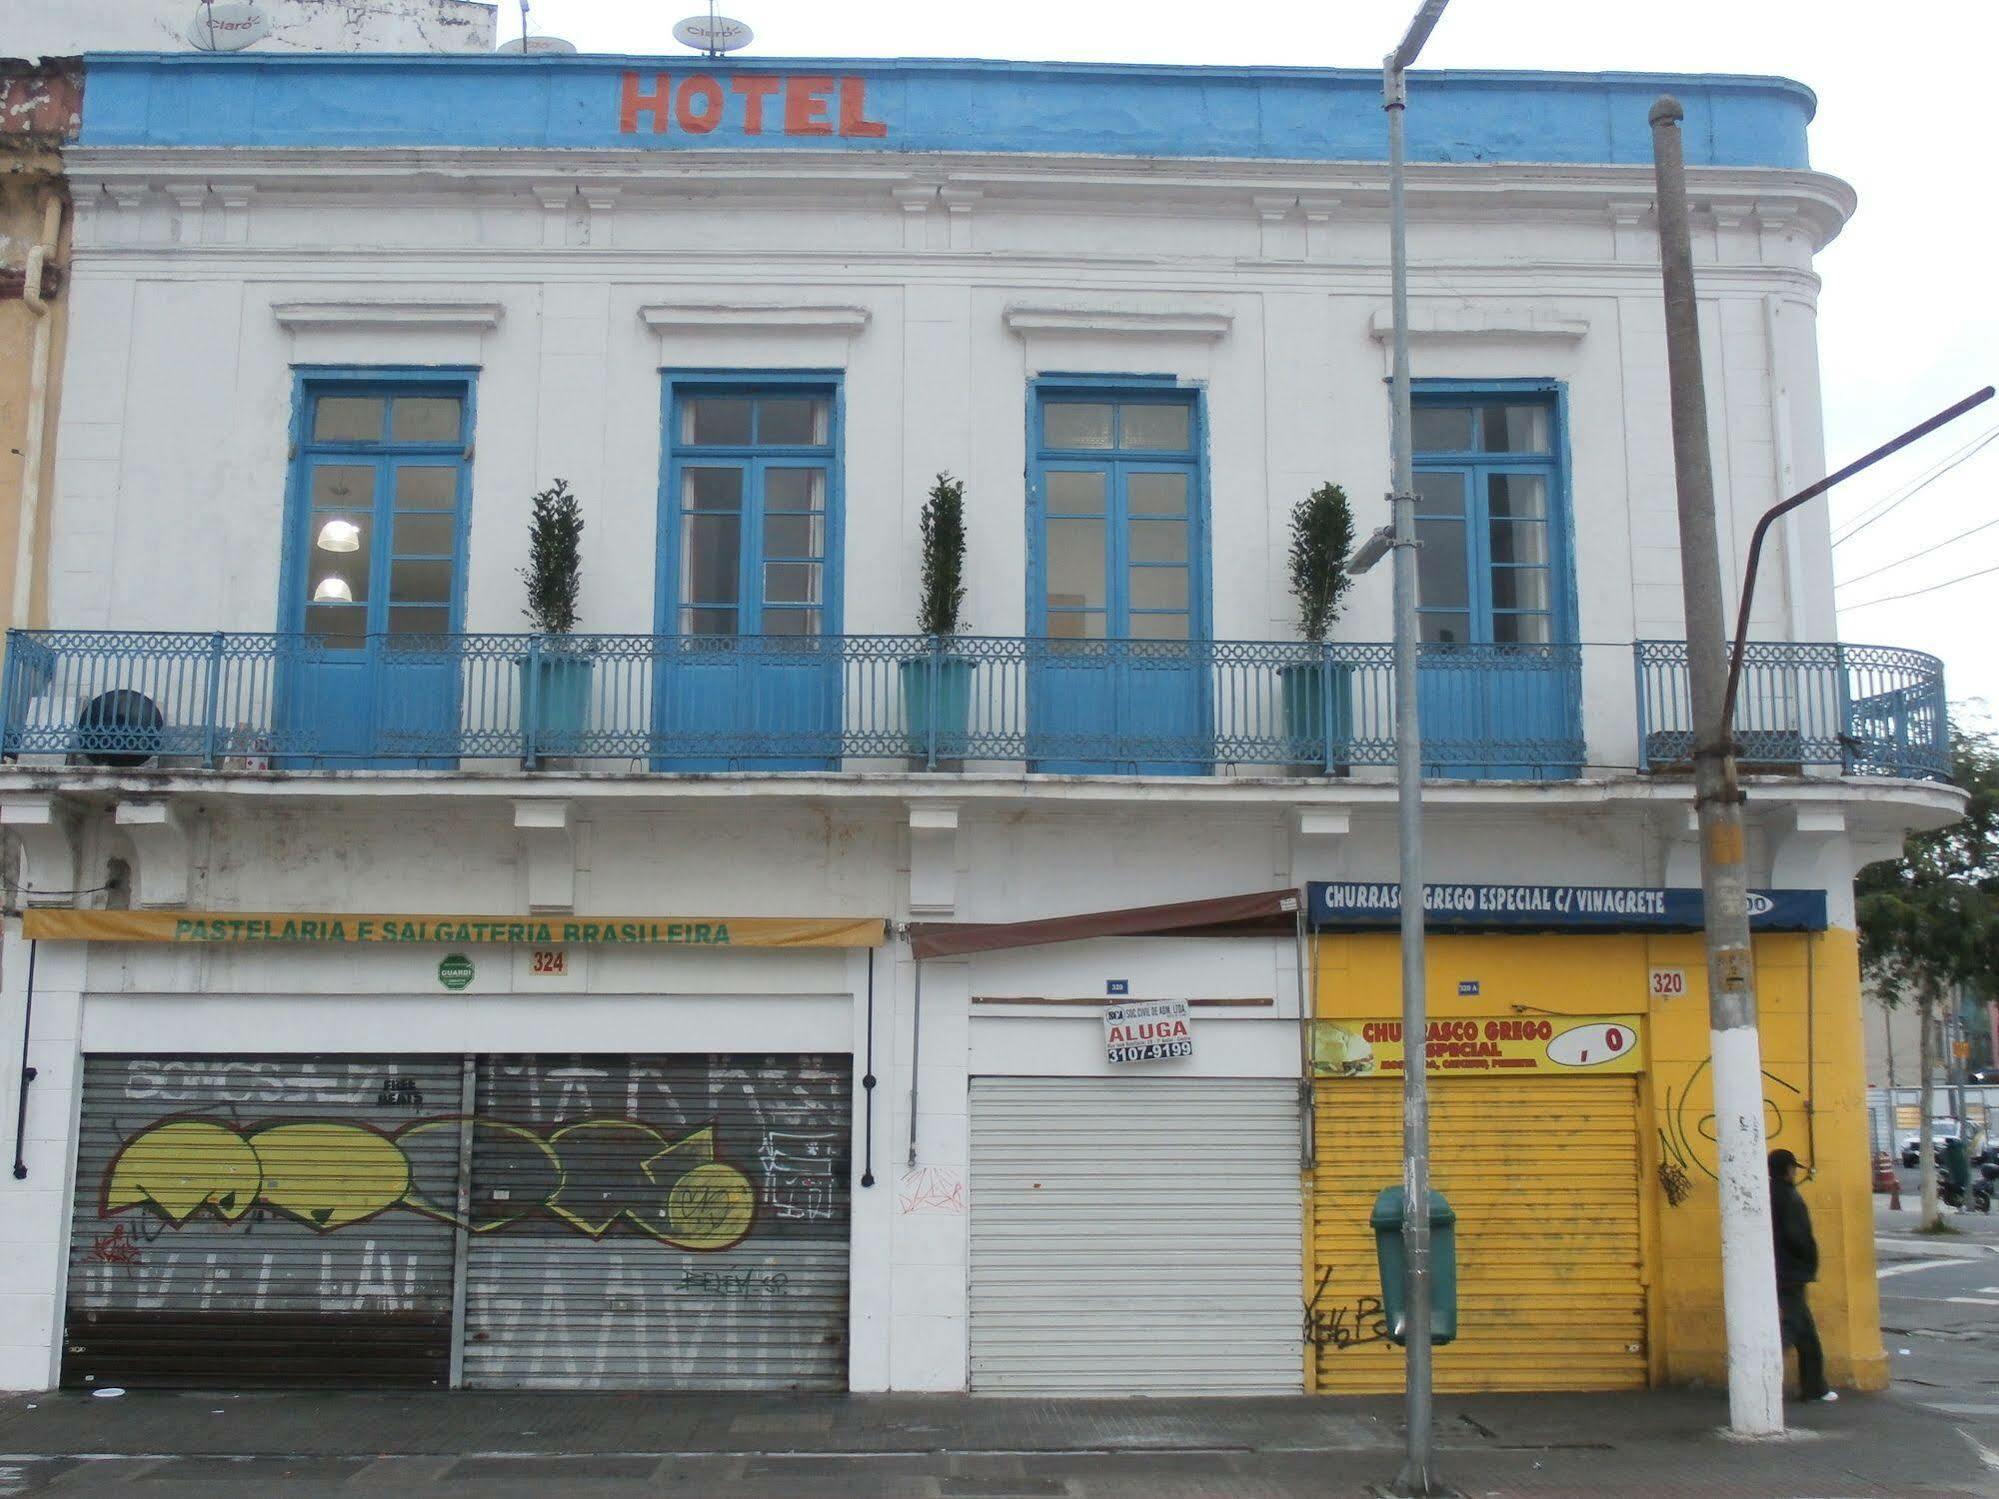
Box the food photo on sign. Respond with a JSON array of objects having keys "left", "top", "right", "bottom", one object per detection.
[{"left": 1311, "top": 1015, "right": 1642, "bottom": 1077}]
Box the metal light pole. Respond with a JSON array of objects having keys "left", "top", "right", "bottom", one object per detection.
[
  {"left": 1385, "top": 5, "right": 1448, "bottom": 1492},
  {"left": 1649, "top": 95, "right": 1784, "bottom": 1437}
]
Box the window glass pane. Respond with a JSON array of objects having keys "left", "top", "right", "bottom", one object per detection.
[
  {"left": 682, "top": 606, "right": 737, "bottom": 636},
  {"left": 312, "top": 466, "right": 375, "bottom": 511},
  {"left": 1414, "top": 471, "right": 1465, "bottom": 516},
  {"left": 1046, "top": 471, "right": 1106, "bottom": 515},
  {"left": 1047, "top": 611, "right": 1105, "bottom": 640},
  {"left": 763, "top": 608, "right": 821, "bottom": 637},
  {"left": 390, "top": 559, "right": 453, "bottom": 605},
  {"left": 1127, "top": 472, "right": 1188, "bottom": 516},
  {"left": 305, "top": 604, "right": 366, "bottom": 646},
  {"left": 765, "top": 468, "right": 826, "bottom": 512},
  {"left": 764, "top": 513, "right": 824, "bottom": 559},
  {"left": 1128, "top": 519, "right": 1188, "bottom": 565},
  {"left": 1493, "top": 612, "right": 1552, "bottom": 643},
  {"left": 313, "top": 396, "right": 383, "bottom": 443},
  {"left": 1491, "top": 567, "right": 1550, "bottom": 612},
  {"left": 393, "top": 513, "right": 454, "bottom": 555},
  {"left": 1046, "top": 520, "right": 1107, "bottom": 610},
  {"left": 388, "top": 605, "right": 450, "bottom": 636},
  {"left": 1481, "top": 404, "right": 1550, "bottom": 453},
  {"left": 763, "top": 562, "right": 822, "bottom": 605},
  {"left": 1130, "top": 612, "right": 1190, "bottom": 640},
  {"left": 1120, "top": 403, "right": 1190, "bottom": 451},
  {"left": 1412, "top": 406, "right": 1473, "bottom": 452},
  {"left": 309, "top": 546, "right": 370, "bottom": 604},
  {"left": 1415, "top": 519, "right": 1468, "bottom": 608},
  {"left": 1487, "top": 472, "right": 1547, "bottom": 520},
  {"left": 1419, "top": 612, "right": 1470, "bottom": 644},
  {"left": 757, "top": 398, "right": 829, "bottom": 445},
  {"left": 681, "top": 513, "right": 741, "bottom": 605},
  {"left": 1129, "top": 566, "right": 1188, "bottom": 610},
  {"left": 684, "top": 467, "right": 743, "bottom": 511},
  {"left": 391, "top": 397, "right": 461, "bottom": 443},
  {"left": 1045, "top": 403, "right": 1113, "bottom": 449},
  {"left": 394, "top": 466, "right": 456, "bottom": 510},
  {"left": 685, "top": 397, "right": 753, "bottom": 445},
  {"left": 1489, "top": 519, "right": 1549, "bottom": 568}
]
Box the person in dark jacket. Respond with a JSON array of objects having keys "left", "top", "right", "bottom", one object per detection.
[{"left": 1768, "top": 1148, "right": 1835, "bottom": 1402}]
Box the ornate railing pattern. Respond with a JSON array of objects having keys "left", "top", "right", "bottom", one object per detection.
[
  {"left": 0, "top": 630, "right": 1587, "bottom": 777},
  {"left": 1633, "top": 639, "right": 1949, "bottom": 781}
]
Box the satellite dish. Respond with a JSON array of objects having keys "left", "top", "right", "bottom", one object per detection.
[
  {"left": 672, "top": 14, "right": 754, "bottom": 53},
  {"left": 498, "top": 35, "right": 579, "bottom": 53},
  {"left": 187, "top": 1, "right": 271, "bottom": 51}
]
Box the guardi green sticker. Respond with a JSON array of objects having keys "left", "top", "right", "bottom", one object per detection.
[{"left": 438, "top": 953, "right": 474, "bottom": 991}]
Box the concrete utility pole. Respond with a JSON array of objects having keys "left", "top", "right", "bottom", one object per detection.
[
  {"left": 1386, "top": 3, "right": 1448, "bottom": 1493},
  {"left": 1648, "top": 96, "right": 1785, "bottom": 1437}
]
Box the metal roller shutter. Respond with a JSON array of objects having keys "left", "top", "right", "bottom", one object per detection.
[
  {"left": 461, "top": 1054, "right": 851, "bottom": 1390},
  {"left": 65, "top": 1054, "right": 464, "bottom": 1389},
  {"left": 1311, "top": 1077, "right": 1646, "bottom": 1393},
  {"left": 970, "top": 1076, "right": 1302, "bottom": 1394}
]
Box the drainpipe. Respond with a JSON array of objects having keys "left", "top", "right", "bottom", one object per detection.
[{"left": 13, "top": 190, "right": 63, "bottom": 632}]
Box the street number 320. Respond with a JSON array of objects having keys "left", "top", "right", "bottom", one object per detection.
[{"left": 1649, "top": 968, "right": 1687, "bottom": 998}]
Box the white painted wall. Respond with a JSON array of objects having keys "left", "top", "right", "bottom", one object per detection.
[{"left": 8, "top": 0, "right": 496, "bottom": 59}]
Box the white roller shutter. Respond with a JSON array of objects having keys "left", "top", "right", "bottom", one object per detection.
[{"left": 970, "top": 1076, "right": 1301, "bottom": 1394}]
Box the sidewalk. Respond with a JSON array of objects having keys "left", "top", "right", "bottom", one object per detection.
[
  {"left": 1878, "top": 1197, "right": 1999, "bottom": 1259},
  {"left": 0, "top": 1385, "right": 1992, "bottom": 1497}
]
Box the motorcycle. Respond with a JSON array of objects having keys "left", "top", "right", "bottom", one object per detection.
[{"left": 1939, "top": 1161, "right": 1998, "bottom": 1213}]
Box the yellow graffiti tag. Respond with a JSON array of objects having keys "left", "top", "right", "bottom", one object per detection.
[
  {"left": 667, "top": 1162, "right": 758, "bottom": 1249},
  {"left": 102, "top": 1120, "right": 261, "bottom": 1224},
  {"left": 249, "top": 1123, "right": 410, "bottom": 1230}
]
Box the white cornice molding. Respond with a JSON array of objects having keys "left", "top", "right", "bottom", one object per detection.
[
  {"left": 1367, "top": 304, "right": 1590, "bottom": 343},
  {"left": 272, "top": 299, "right": 505, "bottom": 332},
  {"left": 638, "top": 303, "right": 871, "bottom": 335},
  {"left": 1004, "top": 305, "right": 1232, "bottom": 340}
]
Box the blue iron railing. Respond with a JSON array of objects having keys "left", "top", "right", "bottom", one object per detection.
[
  {"left": 0, "top": 629, "right": 1587, "bottom": 777},
  {"left": 1634, "top": 640, "right": 1949, "bottom": 781}
]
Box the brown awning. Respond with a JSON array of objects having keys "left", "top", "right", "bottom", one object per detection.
[{"left": 907, "top": 888, "right": 1301, "bottom": 960}]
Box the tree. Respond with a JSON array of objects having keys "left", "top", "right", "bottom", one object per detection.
[
  {"left": 917, "top": 473, "right": 966, "bottom": 638},
  {"left": 1856, "top": 726, "right": 1999, "bottom": 1229},
  {"left": 1287, "top": 482, "right": 1355, "bottom": 642},
  {"left": 521, "top": 478, "right": 583, "bottom": 635}
]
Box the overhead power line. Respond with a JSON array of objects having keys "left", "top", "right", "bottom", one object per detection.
[
  {"left": 1836, "top": 512, "right": 1999, "bottom": 592},
  {"left": 1840, "top": 559, "right": 1999, "bottom": 612},
  {"left": 1830, "top": 423, "right": 1999, "bottom": 548}
]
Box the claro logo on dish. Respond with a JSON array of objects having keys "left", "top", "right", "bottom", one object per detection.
[{"left": 619, "top": 73, "right": 887, "bottom": 138}]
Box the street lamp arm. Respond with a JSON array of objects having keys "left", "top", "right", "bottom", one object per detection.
[{"left": 1720, "top": 385, "right": 1994, "bottom": 744}]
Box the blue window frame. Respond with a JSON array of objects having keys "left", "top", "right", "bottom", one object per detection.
[
  {"left": 1028, "top": 381, "right": 1208, "bottom": 641},
  {"left": 658, "top": 375, "right": 843, "bottom": 639},
  {"left": 277, "top": 368, "right": 474, "bottom": 767},
  {"left": 1410, "top": 382, "right": 1575, "bottom": 646}
]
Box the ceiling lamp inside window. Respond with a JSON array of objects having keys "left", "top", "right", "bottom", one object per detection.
[
  {"left": 315, "top": 519, "right": 362, "bottom": 552},
  {"left": 312, "top": 576, "right": 355, "bottom": 604}
]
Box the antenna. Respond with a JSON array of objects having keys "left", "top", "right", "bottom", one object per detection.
[{"left": 671, "top": 7, "right": 754, "bottom": 56}]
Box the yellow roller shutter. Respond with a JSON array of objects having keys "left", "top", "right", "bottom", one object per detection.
[{"left": 1311, "top": 1076, "right": 1646, "bottom": 1393}]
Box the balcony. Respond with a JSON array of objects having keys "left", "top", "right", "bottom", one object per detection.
[{"left": 0, "top": 629, "right": 1947, "bottom": 784}]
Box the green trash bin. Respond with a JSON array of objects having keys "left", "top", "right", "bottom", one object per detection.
[{"left": 1370, "top": 1186, "right": 1458, "bottom": 1346}]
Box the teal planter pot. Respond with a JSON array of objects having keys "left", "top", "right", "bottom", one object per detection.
[
  {"left": 1279, "top": 659, "right": 1354, "bottom": 772},
  {"left": 521, "top": 650, "right": 594, "bottom": 760},
  {"left": 900, "top": 655, "right": 975, "bottom": 763}
]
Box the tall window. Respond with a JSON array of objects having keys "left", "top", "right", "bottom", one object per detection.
[
  {"left": 667, "top": 385, "right": 837, "bottom": 637},
  {"left": 291, "top": 378, "right": 471, "bottom": 643},
  {"left": 1032, "top": 390, "right": 1203, "bottom": 641},
  {"left": 1411, "top": 390, "right": 1570, "bottom": 647}
]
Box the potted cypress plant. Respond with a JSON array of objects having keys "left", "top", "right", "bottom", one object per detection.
[
  {"left": 901, "top": 472, "right": 974, "bottom": 767},
  {"left": 1282, "top": 482, "right": 1356, "bottom": 772},
  {"left": 519, "top": 478, "right": 592, "bottom": 762}
]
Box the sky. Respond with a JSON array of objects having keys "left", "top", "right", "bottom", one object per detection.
[{"left": 518, "top": 0, "right": 1999, "bottom": 723}]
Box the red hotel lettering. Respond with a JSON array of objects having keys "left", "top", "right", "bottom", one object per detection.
[
  {"left": 784, "top": 75, "right": 835, "bottom": 135},
  {"left": 732, "top": 74, "right": 781, "bottom": 133},
  {"left": 675, "top": 74, "right": 725, "bottom": 133},
  {"left": 620, "top": 72, "right": 885, "bottom": 139}
]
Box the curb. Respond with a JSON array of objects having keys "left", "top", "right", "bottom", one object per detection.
[{"left": 1876, "top": 1234, "right": 1999, "bottom": 1261}]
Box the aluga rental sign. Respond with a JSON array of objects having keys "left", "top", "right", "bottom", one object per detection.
[{"left": 1105, "top": 999, "right": 1194, "bottom": 1064}]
